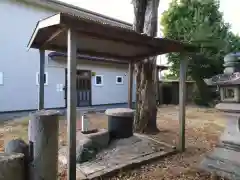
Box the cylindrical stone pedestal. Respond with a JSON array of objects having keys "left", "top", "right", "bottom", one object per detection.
[
  {"left": 28, "top": 110, "right": 60, "bottom": 180},
  {"left": 4, "top": 139, "right": 29, "bottom": 180},
  {"left": 0, "top": 153, "right": 25, "bottom": 180},
  {"left": 105, "top": 108, "right": 135, "bottom": 139}
]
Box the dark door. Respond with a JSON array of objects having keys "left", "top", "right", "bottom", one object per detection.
[
  {"left": 64, "top": 69, "right": 92, "bottom": 107},
  {"left": 76, "top": 70, "right": 91, "bottom": 107},
  {"left": 162, "top": 85, "right": 172, "bottom": 105}
]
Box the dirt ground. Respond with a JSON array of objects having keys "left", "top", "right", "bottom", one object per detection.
[{"left": 0, "top": 105, "right": 225, "bottom": 180}]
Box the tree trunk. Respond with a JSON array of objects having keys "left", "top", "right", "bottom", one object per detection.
[
  {"left": 133, "top": 0, "right": 160, "bottom": 133},
  {"left": 192, "top": 74, "right": 213, "bottom": 106}
]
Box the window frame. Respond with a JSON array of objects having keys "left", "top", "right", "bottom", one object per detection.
[
  {"left": 94, "top": 75, "right": 104, "bottom": 86},
  {"left": 116, "top": 76, "right": 124, "bottom": 85},
  {"left": 0, "top": 72, "right": 3, "bottom": 85},
  {"left": 36, "top": 72, "right": 48, "bottom": 86}
]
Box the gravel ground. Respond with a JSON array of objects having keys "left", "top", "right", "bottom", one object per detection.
[{"left": 0, "top": 105, "right": 225, "bottom": 180}]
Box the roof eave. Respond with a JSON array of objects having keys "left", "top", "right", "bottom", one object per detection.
[
  {"left": 16, "top": 0, "right": 132, "bottom": 29},
  {"left": 27, "top": 13, "right": 198, "bottom": 60},
  {"left": 27, "top": 14, "right": 62, "bottom": 50}
]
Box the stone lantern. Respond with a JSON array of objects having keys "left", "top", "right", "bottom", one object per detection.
[{"left": 201, "top": 52, "right": 240, "bottom": 179}]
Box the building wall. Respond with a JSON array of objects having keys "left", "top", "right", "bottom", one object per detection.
[
  {"left": 0, "top": 1, "right": 62, "bottom": 112},
  {"left": 0, "top": 1, "right": 135, "bottom": 112},
  {"left": 48, "top": 59, "right": 136, "bottom": 106}
]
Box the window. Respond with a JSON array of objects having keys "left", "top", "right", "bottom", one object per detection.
[
  {"left": 220, "top": 87, "right": 239, "bottom": 102},
  {"left": 36, "top": 72, "right": 48, "bottom": 85},
  {"left": 116, "top": 76, "right": 123, "bottom": 85},
  {"left": 0, "top": 72, "right": 3, "bottom": 85},
  {"left": 95, "top": 75, "right": 103, "bottom": 86},
  {"left": 223, "top": 88, "right": 235, "bottom": 99}
]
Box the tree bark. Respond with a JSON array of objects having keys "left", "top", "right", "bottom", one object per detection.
[{"left": 133, "top": 0, "right": 160, "bottom": 133}]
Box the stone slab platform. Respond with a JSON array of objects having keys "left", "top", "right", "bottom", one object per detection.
[
  {"left": 200, "top": 144, "right": 240, "bottom": 180},
  {"left": 59, "top": 133, "right": 176, "bottom": 180}
]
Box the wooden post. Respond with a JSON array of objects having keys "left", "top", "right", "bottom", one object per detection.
[
  {"left": 38, "top": 49, "right": 45, "bottom": 110},
  {"left": 128, "top": 61, "right": 133, "bottom": 109},
  {"left": 159, "top": 71, "right": 163, "bottom": 105},
  {"left": 179, "top": 58, "right": 187, "bottom": 152},
  {"left": 156, "top": 67, "right": 160, "bottom": 105},
  {"left": 67, "top": 28, "right": 77, "bottom": 180},
  {"left": 159, "top": 78, "right": 163, "bottom": 105},
  {"left": 29, "top": 110, "right": 59, "bottom": 180}
]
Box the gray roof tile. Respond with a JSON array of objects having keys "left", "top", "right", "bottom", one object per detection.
[{"left": 20, "top": 0, "right": 132, "bottom": 29}]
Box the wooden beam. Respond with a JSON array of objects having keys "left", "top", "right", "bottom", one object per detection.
[
  {"left": 128, "top": 61, "right": 133, "bottom": 108},
  {"left": 74, "top": 29, "right": 156, "bottom": 49},
  {"left": 67, "top": 29, "right": 77, "bottom": 180},
  {"left": 40, "top": 44, "right": 134, "bottom": 61},
  {"left": 49, "top": 52, "right": 130, "bottom": 65},
  {"left": 41, "top": 28, "right": 65, "bottom": 48},
  {"left": 38, "top": 49, "right": 45, "bottom": 110},
  {"left": 179, "top": 58, "right": 188, "bottom": 152},
  {"left": 37, "top": 43, "right": 183, "bottom": 62},
  {"left": 158, "top": 69, "right": 164, "bottom": 105}
]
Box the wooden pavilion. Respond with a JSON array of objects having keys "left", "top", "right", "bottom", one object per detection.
[{"left": 27, "top": 13, "right": 197, "bottom": 180}]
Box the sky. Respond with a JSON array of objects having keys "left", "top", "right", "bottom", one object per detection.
[{"left": 60, "top": 0, "right": 240, "bottom": 67}]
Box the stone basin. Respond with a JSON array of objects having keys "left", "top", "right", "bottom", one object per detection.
[{"left": 77, "top": 128, "right": 110, "bottom": 149}]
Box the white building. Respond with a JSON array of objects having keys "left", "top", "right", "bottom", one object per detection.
[{"left": 0, "top": 0, "right": 136, "bottom": 112}]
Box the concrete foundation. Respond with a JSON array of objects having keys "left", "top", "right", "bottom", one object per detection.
[{"left": 59, "top": 133, "right": 176, "bottom": 180}]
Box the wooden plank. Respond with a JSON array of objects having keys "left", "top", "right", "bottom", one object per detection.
[
  {"left": 135, "top": 133, "right": 176, "bottom": 149},
  {"left": 128, "top": 61, "right": 133, "bottom": 108},
  {"left": 178, "top": 58, "right": 187, "bottom": 152},
  {"left": 38, "top": 49, "right": 45, "bottom": 110},
  {"left": 67, "top": 28, "right": 77, "bottom": 180},
  {"left": 85, "top": 150, "right": 177, "bottom": 180}
]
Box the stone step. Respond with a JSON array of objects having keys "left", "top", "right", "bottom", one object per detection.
[
  {"left": 210, "top": 147, "right": 240, "bottom": 164},
  {"left": 218, "top": 142, "right": 240, "bottom": 152},
  {"left": 200, "top": 147, "right": 240, "bottom": 179}
]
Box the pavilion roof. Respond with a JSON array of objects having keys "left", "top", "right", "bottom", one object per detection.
[{"left": 28, "top": 13, "right": 197, "bottom": 61}]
